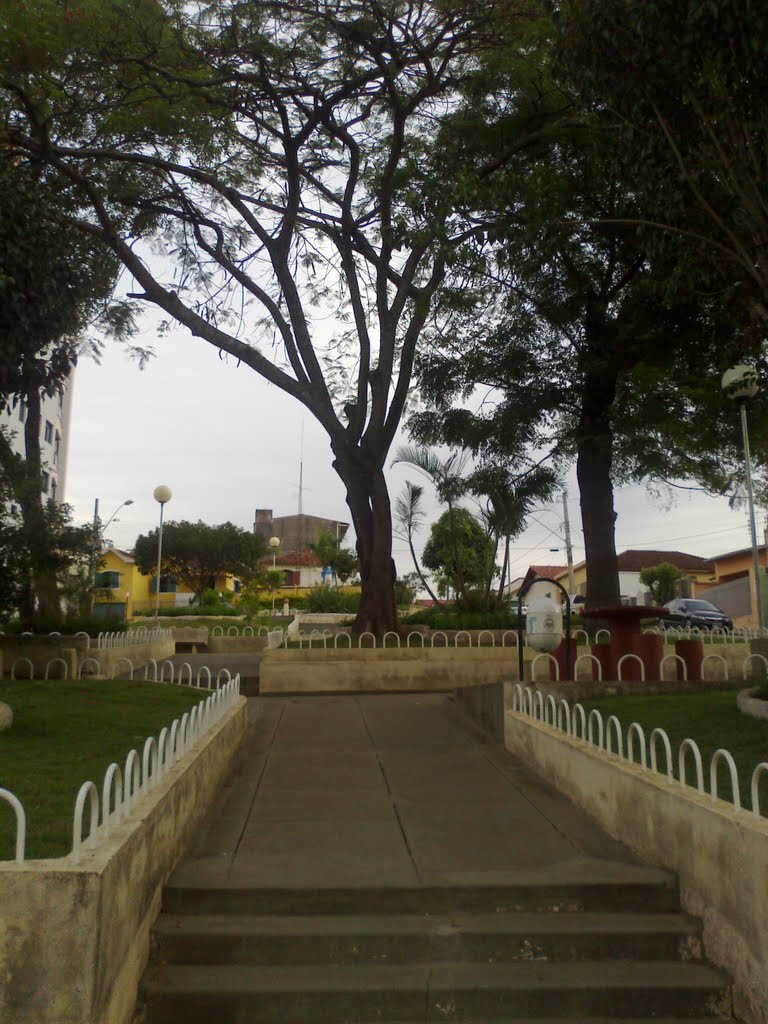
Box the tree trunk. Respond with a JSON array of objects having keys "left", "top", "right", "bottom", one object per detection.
[
  {"left": 333, "top": 446, "right": 398, "bottom": 634},
  {"left": 495, "top": 535, "right": 511, "bottom": 608},
  {"left": 576, "top": 306, "right": 621, "bottom": 609}
]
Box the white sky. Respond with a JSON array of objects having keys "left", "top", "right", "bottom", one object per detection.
[{"left": 65, "top": 312, "right": 761, "bottom": 580}]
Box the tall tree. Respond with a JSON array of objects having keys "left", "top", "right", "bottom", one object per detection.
[
  {"left": 411, "top": 34, "right": 761, "bottom": 608},
  {"left": 0, "top": 0, "right": 524, "bottom": 633},
  {"left": 393, "top": 481, "right": 443, "bottom": 607}
]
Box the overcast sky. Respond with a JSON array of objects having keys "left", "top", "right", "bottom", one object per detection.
[{"left": 65, "top": 311, "right": 761, "bottom": 581}]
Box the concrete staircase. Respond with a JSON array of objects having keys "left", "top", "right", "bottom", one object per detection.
[{"left": 140, "top": 867, "right": 736, "bottom": 1023}]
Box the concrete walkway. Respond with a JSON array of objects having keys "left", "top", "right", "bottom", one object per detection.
[{"left": 171, "top": 693, "right": 639, "bottom": 890}]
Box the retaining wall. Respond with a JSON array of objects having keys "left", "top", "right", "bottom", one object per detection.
[
  {"left": 0, "top": 697, "right": 248, "bottom": 1024},
  {"left": 206, "top": 635, "right": 268, "bottom": 654},
  {"left": 260, "top": 646, "right": 524, "bottom": 693},
  {"left": 0, "top": 636, "right": 175, "bottom": 680},
  {"left": 499, "top": 698, "right": 768, "bottom": 1024}
]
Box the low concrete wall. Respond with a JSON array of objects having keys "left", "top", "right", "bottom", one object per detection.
[
  {"left": 737, "top": 686, "right": 768, "bottom": 722},
  {"left": 82, "top": 638, "right": 175, "bottom": 679},
  {"left": 454, "top": 682, "right": 505, "bottom": 741},
  {"left": 207, "top": 635, "right": 268, "bottom": 654},
  {"left": 0, "top": 636, "right": 175, "bottom": 680},
  {"left": 0, "top": 697, "right": 247, "bottom": 1024},
  {"left": 260, "top": 647, "right": 521, "bottom": 693},
  {"left": 503, "top": 707, "right": 768, "bottom": 1024}
]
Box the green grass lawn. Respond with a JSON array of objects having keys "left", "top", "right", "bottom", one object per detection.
[
  {"left": 578, "top": 689, "right": 768, "bottom": 812},
  {"left": 0, "top": 680, "right": 205, "bottom": 861}
]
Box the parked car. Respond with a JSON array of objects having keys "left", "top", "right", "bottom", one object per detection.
[
  {"left": 569, "top": 595, "right": 586, "bottom": 616},
  {"left": 662, "top": 598, "right": 733, "bottom": 631}
]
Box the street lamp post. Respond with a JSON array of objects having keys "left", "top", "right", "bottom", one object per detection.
[
  {"left": 89, "top": 498, "right": 133, "bottom": 613},
  {"left": 722, "top": 365, "right": 763, "bottom": 631},
  {"left": 269, "top": 536, "right": 281, "bottom": 615},
  {"left": 153, "top": 486, "right": 172, "bottom": 623}
]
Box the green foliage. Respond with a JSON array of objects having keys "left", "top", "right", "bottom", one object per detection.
[
  {"left": 401, "top": 605, "right": 521, "bottom": 630},
  {"left": 309, "top": 532, "right": 360, "bottom": 587},
  {"left": 394, "top": 574, "right": 418, "bottom": 607},
  {"left": 638, "top": 562, "right": 683, "bottom": 605},
  {"left": 147, "top": 603, "right": 241, "bottom": 617},
  {"left": 422, "top": 508, "right": 488, "bottom": 596},
  {"left": 558, "top": 0, "right": 768, "bottom": 324},
  {"left": 0, "top": 0, "right": 508, "bottom": 635},
  {"left": 133, "top": 521, "right": 265, "bottom": 599},
  {"left": 0, "top": 494, "right": 94, "bottom": 627},
  {"left": 238, "top": 569, "right": 285, "bottom": 614},
  {"left": 303, "top": 587, "right": 361, "bottom": 614}
]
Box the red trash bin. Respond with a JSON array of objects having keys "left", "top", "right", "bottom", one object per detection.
[
  {"left": 675, "top": 638, "right": 704, "bottom": 682},
  {"left": 632, "top": 633, "right": 664, "bottom": 681}
]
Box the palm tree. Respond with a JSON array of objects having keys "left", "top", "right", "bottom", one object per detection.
[
  {"left": 393, "top": 481, "right": 443, "bottom": 607},
  {"left": 391, "top": 445, "right": 472, "bottom": 600},
  {"left": 470, "top": 463, "right": 560, "bottom": 608}
]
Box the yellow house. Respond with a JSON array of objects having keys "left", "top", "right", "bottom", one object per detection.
[
  {"left": 695, "top": 544, "right": 768, "bottom": 628},
  {"left": 93, "top": 547, "right": 242, "bottom": 620}
]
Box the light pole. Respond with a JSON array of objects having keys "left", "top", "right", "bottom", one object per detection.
[
  {"left": 101, "top": 498, "right": 134, "bottom": 536},
  {"left": 269, "top": 536, "right": 281, "bottom": 615},
  {"left": 89, "top": 498, "right": 133, "bottom": 613},
  {"left": 722, "top": 365, "right": 763, "bottom": 630},
  {"left": 153, "top": 486, "right": 172, "bottom": 623}
]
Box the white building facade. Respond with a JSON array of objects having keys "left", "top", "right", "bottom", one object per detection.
[{"left": 0, "top": 371, "right": 74, "bottom": 504}]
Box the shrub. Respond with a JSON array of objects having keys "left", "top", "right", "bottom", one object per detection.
[
  {"left": 304, "top": 587, "right": 361, "bottom": 613},
  {"left": 400, "top": 606, "right": 522, "bottom": 630}
]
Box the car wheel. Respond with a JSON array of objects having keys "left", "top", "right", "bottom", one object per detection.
[{"left": 684, "top": 618, "right": 693, "bottom": 630}]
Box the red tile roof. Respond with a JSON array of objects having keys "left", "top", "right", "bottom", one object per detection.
[
  {"left": 614, "top": 550, "right": 714, "bottom": 573},
  {"left": 529, "top": 564, "right": 567, "bottom": 578}
]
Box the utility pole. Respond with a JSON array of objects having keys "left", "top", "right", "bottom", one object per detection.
[{"left": 562, "top": 490, "right": 575, "bottom": 597}]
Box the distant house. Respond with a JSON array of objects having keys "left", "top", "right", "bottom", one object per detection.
[
  {"left": 93, "top": 547, "right": 242, "bottom": 620},
  {"left": 506, "top": 565, "right": 568, "bottom": 606},
  {"left": 268, "top": 548, "right": 326, "bottom": 589},
  {"left": 696, "top": 544, "right": 768, "bottom": 628},
  {"left": 551, "top": 550, "right": 716, "bottom": 606}
]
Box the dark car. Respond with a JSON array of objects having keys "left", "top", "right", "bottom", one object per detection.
[{"left": 663, "top": 598, "right": 733, "bottom": 632}]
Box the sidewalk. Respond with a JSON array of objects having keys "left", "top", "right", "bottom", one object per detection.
[{"left": 170, "top": 693, "right": 641, "bottom": 890}]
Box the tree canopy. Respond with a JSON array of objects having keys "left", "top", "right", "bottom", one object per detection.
[
  {"left": 410, "top": 9, "right": 765, "bottom": 607},
  {"left": 422, "top": 507, "right": 488, "bottom": 600},
  {"left": 133, "top": 520, "right": 265, "bottom": 599},
  {"left": 0, "top": 0, "right": 524, "bottom": 632}
]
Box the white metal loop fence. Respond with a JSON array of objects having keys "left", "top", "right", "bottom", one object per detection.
[
  {"left": 69, "top": 676, "right": 240, "bottom": 864},
  {"left": 510, "top": 684, "right": 768, "bottom": 818},
  {"left": 2, "top": 676, "right": 241, "bottom": 864}
]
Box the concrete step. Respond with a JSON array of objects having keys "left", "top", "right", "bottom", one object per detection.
[
  {"left": 162, "top": 868, "right": 680, "bottom": 917},
  {"left": 152, "top": 910, "right": 699, "bottom": 966},
  {"left": 141, "top": 959, "right": 730, "bottom": 1023}
]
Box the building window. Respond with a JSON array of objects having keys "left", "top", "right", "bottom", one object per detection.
[
  {"left": 41, "top": 471, "right": 50, "bottom": 493},
  {"left": 51, "top": 480, "right": 57, "bottom": 502},
  {"left": 17, "top": 401, "right": 26, "bottom": 422},
  {"left": 150, "top": 575, "right": 177, "bottom": 593},
  {"left": 95, "top": 571, "right": 120, "bottom": 589},
  {"left": 53, "top": 433, "right": 60, "bottom": 465},
  {"left": 44, "top": 420, "right": 54, "bottom": 443}
]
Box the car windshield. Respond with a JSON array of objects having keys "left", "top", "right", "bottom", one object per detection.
[{"left": 681, "top": 601, "right": 720, "bottom": 612}]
